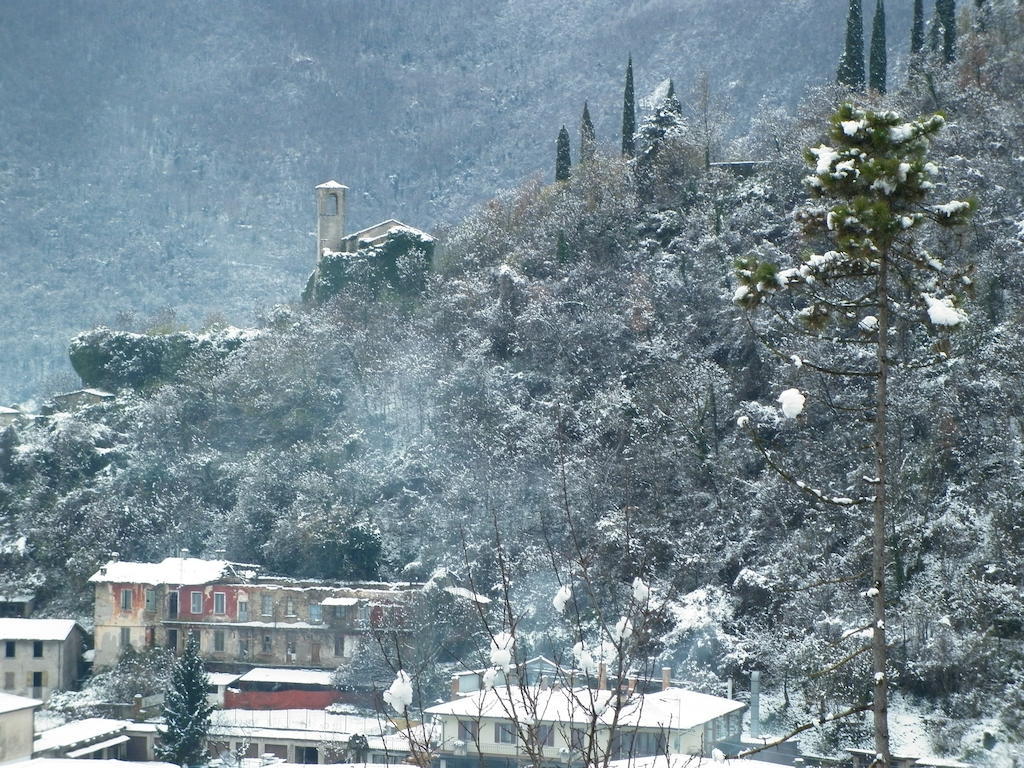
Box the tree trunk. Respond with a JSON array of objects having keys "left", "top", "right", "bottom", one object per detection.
[{"left": 872, "top": 251, "right": 892, "bottom": 767}]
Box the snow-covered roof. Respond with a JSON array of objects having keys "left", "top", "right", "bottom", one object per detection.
[
  {"left": 321, "top": 596, "right": 359, "bottom": 606},
  {"left": 208, "top": 672, "right": 243, "bottom": 687},
  {"left": 424, "top": 686, "right": 743, "bottom": 731},
  {"left": 0, "top": 691, "right": 42, "bottom": 714},
  {"left": 64, "top": 734, "right": 131, "bottom": 759},
  {"left": 88, "top": 557, "right": 258, "bottom": 586},
  {"left": 208, "top": 709, "right": 395, "bottom": 744},
  {"left": 34, "top": 718, "right": 127, "bottom": 753},
  {"left": 237, "top": 668, "right": 336, "bottom": 686},
  {"left": 316, "top": 180, "right": 348, "bottom": 189},
  {"left": 0, "top": 406, "right": 19, "bottom": 415},
  {"left": 0, "top": 618, "right": 80, "bottom": 641},
  {"left": 611, "top": 756, "right": 782, "bottom": 768},
  {"left": 443, "top": 585, "right": 491, "bottom": 604},
  {"left": 30, "top": 761, "right": 177, "bottom": 768}
]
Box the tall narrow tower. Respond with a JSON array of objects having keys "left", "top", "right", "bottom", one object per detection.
[{"left": 315, "top": 180, "right": 348, "bottom": 259}]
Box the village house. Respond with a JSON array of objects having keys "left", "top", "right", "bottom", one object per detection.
[
  {"left": 0, "top": 692, "right": 40, "bottom": 764},
  {"left": 88, "top": 554, "right": 421, "bottom": 681},
  {"left": 0, "top": 619, "right": 86, "bottom": 702},
  {"left": 423, "top": 676, "right": 746, "bottom": 768},
  {"left": 205, "top": 708, "right": 412, "bottom": 765}
]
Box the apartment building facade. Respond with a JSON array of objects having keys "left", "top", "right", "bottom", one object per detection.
[
  {"left": 0, "top": 619, "right": 85, "bottom": 702},
  {"left": 89, "top": 555, "right": 420, "bottom": 670}
]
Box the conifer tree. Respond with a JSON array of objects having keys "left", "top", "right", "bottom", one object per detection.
[
  {"left": 735, "top": 105, "right": 973, "bottom": 767},
  {"left": 869, "top": 0, "right": 887, "bottom": 93},
  {"left": 555, "top": 126, "right": 571, "bottom": 182},
  {"left": 621, "top": 56, "right": 636, "bottom": 158},
  {"left": 580, "top": 102, "right": 596, "bottom": 164},
  {"left": 837, "top": 0, "right": 866, "bottom": 91},
  {"left": 156, "top": 633, "right": 213, "bottom": 767},
  {"left": 936, "top": 0, "right": 957, "bottom": 63},
  {"left": 911, "top": 0, "right": 924, "bottom": 55}
]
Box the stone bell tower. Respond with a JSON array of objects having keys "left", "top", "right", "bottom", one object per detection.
[{"left": 315, "top": 180, "right": 348, "bottom": 259}]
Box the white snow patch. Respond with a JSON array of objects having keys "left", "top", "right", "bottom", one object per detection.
[
  {"left": 383, "top": 670, "right": 413, "bottom": 712},
  {"left": 490, "top": 632, "right": 514, "bottom": 672},
  {"left": 923, "top": 294, "right": 966, "bottom": 327},
  {"left": 777, "top": 388, "right": 805, "bottom": 418},
  {"left": 933, "top": 200, "right": 971, "bottom": 217},
  {"left": 552, "top": 585, "right": 572, "bottom": 614},
  {"left": 632, "top": 577, "right": 650, "bottom": 605}
]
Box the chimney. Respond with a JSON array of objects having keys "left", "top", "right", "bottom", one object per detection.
[
  {"left": 215, "top": 548, "right": 226, "bottom": 560},
  {"left": 661, "top": 666, "right": 672, "bottom": 691},
  {"left": 598, "top": 662, "right": 608, "bottom": 691},
  {"left": 110, "top": 552, "right": 119, "bottom": 562},
  {"left": 131, "top": 693, "right": 143, "bottom": 720},
  {"left": 750, "top": 671, "right": 761, "bottom": 739},
  {"left": 450, "top": 676, "right": 459, "bottom": 697},
  {"left": 180, "top": 548, "right": 190, "bottom": 559}
]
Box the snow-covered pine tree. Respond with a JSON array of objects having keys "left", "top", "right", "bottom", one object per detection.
[
  {"left": 555, "top": 126, "right": 571, "bottom": 182},
  {"left": 580, "top": 102, "right": 596, "bottom": 164},
  {"left": 735, "top": 104, "right": 974, "bottom": 766},
  {"left": 156, "top": 633, "right": 213, "bottom": 767},
  {"left": 869, "top": 0, "right": 887, "bottom": 94},
  {"left": 621, "top": 56, "right": 636, "bottom": 158},
  {"left": 837, "top": 0, "right": 866, "bottom": 91}
]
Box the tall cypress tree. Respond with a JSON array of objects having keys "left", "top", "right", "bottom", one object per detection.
[
  {"left": 555, "top": 126, "right": 571, "bottom": 182},
  {"left": 156, "top": 633, "right": 213, "bottom": 767},
  {"left": 580, "top": 102, "right": 596, "bottom": 164},
  {"left": 869, "top": 0, "right": 887, "bottom": 93},
  {"left": 837, "top": 0, "right": 866, "bottom": 91},
  {"left": 936, "top": 0, "right": 957, "bottom": 63},
  {"left": 621, "top": 56, "right": 636, "bottom": 158},
  {"left": 911, "top": 0, "right": 924, "bottom": 55}
]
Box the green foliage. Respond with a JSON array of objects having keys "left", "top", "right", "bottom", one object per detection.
[
  {"left": 580, "top": 102, "right": 596, "bottom": 164},
  {"left": 69, "top": 327, "right": 253, "bottom": 391},
  {"left": 621, "top": 56, "right": 636, "bottom": 158},
  {"left": 305, "top": 228, "right": 435, "bottom": 305},
  {"left": 156, "top": 633, "right": 212, "bottom": 767},
  {"left": 869, "top": 0, "right": 887, "bottom": 94},
  {"left": 555, "top": 126, "right": 571, "bottom": 182},
  {"left": 837, "top": 0, "right": 866, "bottom": 91}
]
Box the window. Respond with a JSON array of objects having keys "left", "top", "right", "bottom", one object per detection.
[
  {"left": 214, "top": 630, "right": 225, "bottom": 652},
  {"left": 334, "top": 635, "right": 344, "bottom": 657},
  {"left": 285, "top": 598, "right": 296, "bottom": 616},
  {"left": 31, "top": 671, "right": 43, "bottom": 698},
  {"left": 120, "top": 627, "right": 131, "bottom": 648},
  {"left": 260, "top": 594, "right": 273, "bottom": 616},
  {"left": 357, "top": 603, "right": 370, "bottom": 625},
  {"left": 457, "top": 721, "right": 478, "bottom": 742},
  {"left": 494, "top": 721, "right": 515, "bottom": 745},
  {"left": 145, "top": 588, "right": 156, "bottom": 611},
  {"left": 286, "top": 637, "right": 297, "bottom": 661},
  {"left": 238, "top": 601, "right": 249, "bottom": 620},
  {"left": 120, "top": 589, "right": 133, "bottom": 611},
  {"left": 4, "top": 641, "right": 14, "bottom": 658},
  {"left": 261, "top": 635, "right": 272, "bottom": 654},
  {"left": 214, "top": 592, "right": 226, "bottom": 615},
  {"left": 239, "top": 638, "right": 249, "bottom": 658},
  {"left": 309, "top": 604, "right": 322, "bottom": 623},
  {"left": 333, "top": 605, "right": 349, "bottom": 620},
  {"left": 321, "top": 193, "right": 339, "bottom": 216},
  {"left": 534, "top": 724, "right": 554, "bottom": 747},
  {"left": 191, "top": 591, "right": 203, "bottom": 614},
  {"left": 3, "top": 671, "right": 14, "bottom": 690},
  {"left": 32, "top": 641, "right": 43, "bottom": 658},
  {"left": 570, "top": 728, "right": 586, "bottom": 751}
]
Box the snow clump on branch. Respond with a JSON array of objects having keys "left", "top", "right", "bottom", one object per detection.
[
  {"left": 383, "top": 670, "right": 413, "bottom": 712},
  {"left": 490, "top": 632, "right": 514, "bottom": 673},
  {"left": 777, "top": 388, "right": 805, "bottom": 418},
  {"left": 552, "top": 585, "right": 572, "bottom": 614}
]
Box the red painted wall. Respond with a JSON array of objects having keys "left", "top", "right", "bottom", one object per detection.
[
  {"left": 224, "top": 689, "right": 342, "bottom": 710},
  {"left": 175, "top": 584, "right": 243, "bottom": 620}
]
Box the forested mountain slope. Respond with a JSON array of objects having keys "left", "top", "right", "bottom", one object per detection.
[
  {"left": 3, "top": 1, "right": 1024, "bottom": 762},
  {"left": 0, "top": 0, "right": 914, "bottom": 401}
]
